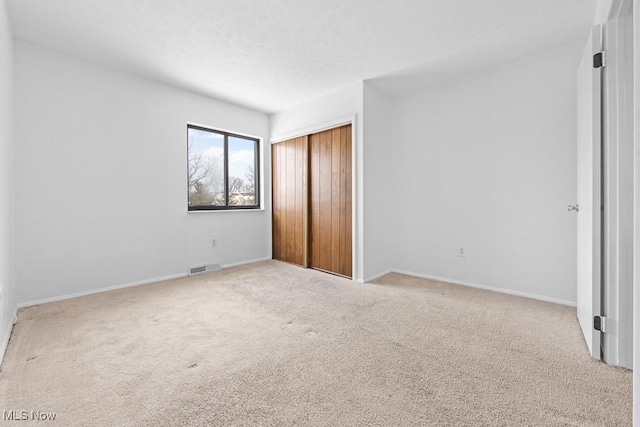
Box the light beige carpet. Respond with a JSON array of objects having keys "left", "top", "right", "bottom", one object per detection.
[{"left": 0, "top": 261, "right": 632, "bottom": 426}]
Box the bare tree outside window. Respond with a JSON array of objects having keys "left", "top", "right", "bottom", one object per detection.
[
  {"left": 187, "top": 126, "right": 259, "bottom": 210},
  {"left": 228, "top": 136, "right": 257, "bottom": 206}
]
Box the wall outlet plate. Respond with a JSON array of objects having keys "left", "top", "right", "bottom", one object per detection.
[{"left": 457, "top": 247, "right": 465, "bottom": 257}]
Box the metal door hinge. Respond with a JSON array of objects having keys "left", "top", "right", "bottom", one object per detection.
[
  {"left": 594, "top": 315, "right": 608, "bottom": 333},
  {"left": 593, "top": 51, "right": 606, "bottom": 68}
]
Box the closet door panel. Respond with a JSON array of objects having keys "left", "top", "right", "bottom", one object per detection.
[
  {"left": 294, "top": 137, "right": 307, "bottom": 266},
  {"left": 344, "top": 127, "right": 352, "bottom": 277},
  {"left": 272, "top": 143, "right": 281, "bottom": 260},
  {"left": 271, "top": 136, "right": 308, "bottom": 266},
  {"left": 279, "top": 141, "right": 287, "bottom": 260},
  {"left": 310, "top": 133, "right": 321, "bottom": 268},
  {"left": 309, "top": 124, "right": 352, "bottom": 277},
  {"left": 331, "top": 127, "right": 341, "bottom": 274},
  {"left": 286, "top": 138, "right": 295, "bottom": 260},
  {"left": 322, "top": 130, "right": 333, "bottom": 270}
]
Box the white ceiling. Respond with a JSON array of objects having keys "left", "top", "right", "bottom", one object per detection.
[{"left": 8, "top": 0, "right": 596, "bottom": 114}]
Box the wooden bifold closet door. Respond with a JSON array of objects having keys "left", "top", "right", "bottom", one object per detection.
[{"left": 272, "top": 124, "right": 352, "bottom": 278}]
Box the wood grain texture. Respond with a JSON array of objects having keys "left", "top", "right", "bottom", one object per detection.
[
  {"left": 272, "top": 143, "right": 281, "bottom": 260},
  {"left": 272, "top": 125, "right": 351, "bottom": 276},
  {"left": 345, "top": 127, "right": 352, "bottom": 277},
  {"left": 339, "top": 125, "right": 348, "bottom": 276},
  {"left": 309, "top": 124, "right": 352, "bottom": 277},
  {"left": 271, "top": 136, "right": 308, "bottom": 266},
  {"left": 310, "top": 133, "right": 320, "bottom": 269}
]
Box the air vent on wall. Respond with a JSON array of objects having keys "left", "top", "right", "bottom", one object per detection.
[{"left": 189, "top": 263, "right": 222, "bottom": 276}]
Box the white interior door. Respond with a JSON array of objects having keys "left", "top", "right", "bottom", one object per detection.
[{"left": 576, "top": 25, "right": 603, "bottom": 360}]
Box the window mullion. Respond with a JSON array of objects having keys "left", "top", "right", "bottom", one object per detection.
[
  {"left": 224, "top": 134, "right": 229, "bottom": 207},
  {"left": 254, "top": 140, "right": 259, "bottom": 207}
]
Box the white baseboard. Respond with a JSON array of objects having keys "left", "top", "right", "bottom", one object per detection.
[
  {"left": 363, "top": 269, "right": 393, "bottom": 283},
  {"left": 18, "top": 257, "right": 274, "bottom": 309},
  {"left": 0, "top": 306, "right": 18, "bottom": 369},
  {"left": 369, "top": 269, "right": 576, "bottom": 307},
  {"left": 222, "top": 257, "right": 272, "bottom": 269},
  {"left": 18, "top": 272, "right": 189, "bottom": 309}
]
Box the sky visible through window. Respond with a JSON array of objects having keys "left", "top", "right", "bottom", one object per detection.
[{"left": 188, "top": 129, "right": 256, "bottom": 178}]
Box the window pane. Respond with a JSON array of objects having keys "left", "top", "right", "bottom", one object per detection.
[
  {"left": 188, "top": 128, "right": 225, "bottom": 206},
  {"left": 228, "top": 136, "right": 257, "bottom": 206}
]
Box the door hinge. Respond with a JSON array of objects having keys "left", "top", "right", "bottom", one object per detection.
[
  {"left": 593, "top": 51, "right": 606, "bottom": 68},
  {"left": 593, "top": 315, "right": 609, "bottom": 333}
]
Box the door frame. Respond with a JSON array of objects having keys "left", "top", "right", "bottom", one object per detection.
[
  {"left": 271, "top": 115, "right": 357, "bottom": 280},
  {"left": 631, "top": 0, "right": 640, "bottom": 423},
  {"left": 577, "top": 24, "right": 603, "bottom": 360},
  {"left": 601, "top": 0, "right": 635, "bottom": 369}
]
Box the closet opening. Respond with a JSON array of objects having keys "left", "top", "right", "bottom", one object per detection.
[{"left": 271, "top": 123, "right": 353, "bottom": 279}]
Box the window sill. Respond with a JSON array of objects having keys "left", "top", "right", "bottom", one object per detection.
[{"left": 187, "top": 208, "right": 266, "bottom": 214}]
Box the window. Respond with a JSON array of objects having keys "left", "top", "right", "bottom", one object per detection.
[{"left": 187, "top": 125, "right": 260, "bottom": 210}]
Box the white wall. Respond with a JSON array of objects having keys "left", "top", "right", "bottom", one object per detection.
[
  {"left": 270, "top": 83, "right": 365, "bottom": 281},
  {"left": 362, "top": 82, "right": 394, "bottom": 280},
  {"left": 0, "top": 0, "right": 16, "bottom": 361},
  {"left": 633, "top": 0, "right": 640, "bottom": 424},
  {"left": 595, "top": 0, "right": 616, "bottom": 24},
  {"left": 270, "top": 84, "right": 362, "bottom": 141},
  {"left": 386, "top": 43, "right": 582, "bottom": 304},
  {"left": 14, "top": 41, "right": 271, "bottom": 304}
]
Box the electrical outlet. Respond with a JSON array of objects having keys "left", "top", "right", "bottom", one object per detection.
[
  {"left": 211, "top": 239, "right": 217, "bottom": 248},
  {"left": 457, "top": 247, "right": 465, "bottom": 257}
]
